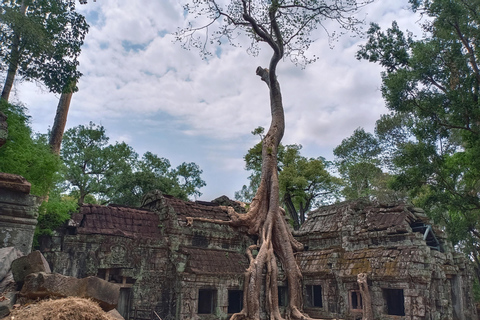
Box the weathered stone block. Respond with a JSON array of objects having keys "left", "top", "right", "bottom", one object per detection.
[
  {"left": 11, "top": 250, "right": 50, "bottom": 284},
  {"left": 20, "top": 272, "right": 120, "bottom": 311},
  {"left": 0, "top": 247, "right": 22, "bottom": 281},
  {"left": 0, "top": 173, "right": 31, "bottom": 195}
]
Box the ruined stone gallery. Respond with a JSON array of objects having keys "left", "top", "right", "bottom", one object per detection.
[{"left": 32, "top": 191, "right": 476, "bottom": 320}]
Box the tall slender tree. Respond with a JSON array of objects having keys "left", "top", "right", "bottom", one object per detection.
[
  {"left": 177, "top": 1, "right": 372, "bottom": 319},
  {"left": 49, "top": 80, "right": 76, "bottom": 155}
]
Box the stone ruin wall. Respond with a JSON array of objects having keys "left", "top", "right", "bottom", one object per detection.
[
  {"left": 35, "top": 196, "right": 480, "bottom": 320},
  {"left": 296, "top": 200, "right": 477, "bottom": 320},
  {"left": 0, "top": 173, "right": 39, "bottom": 256}
]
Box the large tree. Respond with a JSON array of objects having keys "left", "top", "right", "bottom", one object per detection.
[
  {"left": 0, "top": 0, "right": 88, "bottom": 101},
  {"left": 177, "top": 1, "right": 371, "bottom": 319},
  {"left": 357, "top": 0, "right": 480, "bottom": 281}
]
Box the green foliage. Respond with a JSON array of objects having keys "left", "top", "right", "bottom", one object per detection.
[
  {"left": 35, "top": 190, "right": 77, "bottom": 240},
  {"left": 61, "top": 122, "right": 138, "bottom": 205},
  {"left": 333, "top": 127, "right": 402, "bottom": 201},
  {"left": 0, "top": 100, "right": 60, "bottom": 196},
  {"left": 61, "top": 122, "right": 206, "bottom": 207},
  {"left": 0, "top": 0, "right": 89, "bottom": 93},
  {"left": 473, "top": 279, "right": 480, "bottom": 302},
  {"left": 357, "top": 0, "right": 480, "bottom": 281}
]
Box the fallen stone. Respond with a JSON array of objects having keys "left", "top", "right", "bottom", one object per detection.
[
  {"left": 0, "top": 291, "right": 17, "bottom": 319},
  {"left": 20, "top": 272, "right": 120, "bottom": 311},
  {"left": 11, "top": 250, "right": 51, "bottom": 284},
  {"left": 107, "top": 308, "right": 125, "bottom": 320},
  {"left": 0, "top": 272, "right": 16, "bottom": 293},
  {"left": 0, "top": 247, "right": 22, "bottom": 281}
]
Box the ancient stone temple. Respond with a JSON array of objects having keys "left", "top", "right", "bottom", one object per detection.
[
  {"left": 41, "top": 193, "right": 477, "bottom": 320},
  {"left": 295, "top": 200, "right": 477, "bottom": 320}
]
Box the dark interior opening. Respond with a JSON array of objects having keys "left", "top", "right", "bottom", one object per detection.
[
  {"left": 228, "top": 290, "right": 243, "bottom": 314},
  {"left": 278, "top": 286, "right": 288, "bottom": 307},
  {"left": 198, "top": 289, "right": 215, "bottom": 314},
  {"left": 306, "top": 285, "right": 323, "bottom": 308},
  {"left": 410, "top": 222, "right": 441, "bottom": 251},
  {"left": 350, "top": 290, "right": 363, "bottom": 310},
  {"left": 384, "top": 288, "right": 405, "bottom": 316}
]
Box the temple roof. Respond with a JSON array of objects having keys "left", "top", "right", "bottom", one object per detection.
[
  {"left": 299, "top": 199, "right": 428, "bottom": 234},
  {"left": 72, "top": 204, "right": 161, "bottom": 239}
]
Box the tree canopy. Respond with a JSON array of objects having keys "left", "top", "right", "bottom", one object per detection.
[
  {"left": 0, "top": 0, "right": 89, "bottom": 100},
  {"left": 357, "top": 0, "right": 480, "bottom": 281},
  {"left": 61, "top": 122, "right": 206, "bottom": 206}
]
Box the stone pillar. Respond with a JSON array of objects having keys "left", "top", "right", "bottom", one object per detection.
[{"left": 0, "top": 173, "right": 39, "bottom": 255}]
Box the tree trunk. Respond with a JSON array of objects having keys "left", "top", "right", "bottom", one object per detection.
[
  {"left": 1, "top": 1, "right": 27, "bottom": 102},
  {"left": 357, "top": 273, "right": 373, "bottom": 320},
  {"left": 187, "top": 63, "right": 313, "bottom": 320},
  {"left": 185, "top": 3, "right": 319, "bottom": 319},
  {"left": 284, "top": 193, "right": 301, "bottom": 230},
  {"left": 50, "top": 87, "right": 74, "bottom": 155}
]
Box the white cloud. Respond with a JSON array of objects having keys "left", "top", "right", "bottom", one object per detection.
[{"left": 13, "top": 0, "right": 422, "bottom": 201}]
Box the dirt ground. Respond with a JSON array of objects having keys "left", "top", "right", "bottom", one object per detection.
[{"left": 1, "top": 297, "right": 118, "bottom": 320}]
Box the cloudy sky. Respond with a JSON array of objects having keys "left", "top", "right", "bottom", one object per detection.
[{"left": 11, "top": 0, "right": 422, "bottom": 201}]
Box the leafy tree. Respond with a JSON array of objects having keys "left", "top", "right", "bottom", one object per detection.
[
  {"left": 237, "top": 127, "right": 341, "bottom": 229},
  {"left": 106, "top": 152, "right": 206, "bottom": 207},
  {"left": 61, "top": 122, "right": 137, "bottom": 205},
  {"left": 0, "top": 0, "right": 88, "bottom": 101},
  {"left": 334, "top": 128, "right": 383, "bottom": 199},
  {"left": 177, "top": 1, "right": 372, "bottom": 319},
  {"left": 357, "top": 0, "right": 480, "bottom": 281},
  {"left": 0, "top": 100, "right": 60, "bottom": 196},
  {"left": 35, "top": 187, "right": 78, "bottom": 243},
  {"left": 61, "top": 122, "right": 206, "bottom": 207}
]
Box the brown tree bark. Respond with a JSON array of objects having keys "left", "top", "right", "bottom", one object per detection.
[
  {"left": 50, "top": 87, "right": 74, "bottom": 155},
  {"left": 357, "top": 273, "right": 373, "bottom": 320},
  {"left": 1, "top": 1, "right": 27, "bottom": 102}
]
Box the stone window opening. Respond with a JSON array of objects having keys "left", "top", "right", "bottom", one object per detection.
[
  {"left": 278, "top": 286, "right": 288, "bottom": 307},
  {"left": 305, "top": 285, "right": 323, "bottom": 308},
  {"left": 198, "top": 289, "right": 216, "bottom": 314},
  {"left": 228, "top": 290, "right": 243, "bottom": 314},
  {"left": 410, "top": 222, "right": 441, "bottom": 251},
  {"left": 383, "top": 288, "right": 405, "bottom": 316},
  {"left": 349, "top": 290, "right": 363, "bottom": 311}
]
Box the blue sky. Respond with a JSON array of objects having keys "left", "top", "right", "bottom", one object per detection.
[{"left": 11, "top": 0, "right": 421, "bottom": 201}]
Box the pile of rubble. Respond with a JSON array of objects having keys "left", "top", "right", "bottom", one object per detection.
[{"left": 0, "top": 247, "right": 123, "bottom": 320}]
